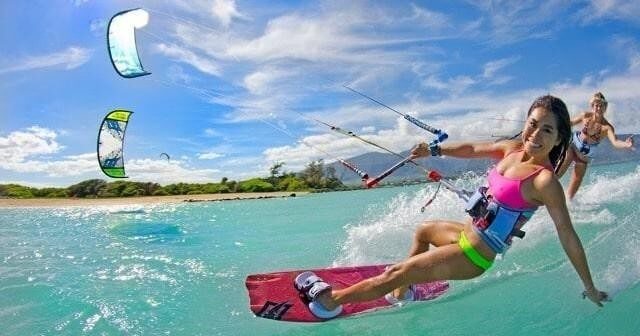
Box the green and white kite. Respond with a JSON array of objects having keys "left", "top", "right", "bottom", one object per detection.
[{"left": 97, "top": 110, "right": 133, "bottom": 178}]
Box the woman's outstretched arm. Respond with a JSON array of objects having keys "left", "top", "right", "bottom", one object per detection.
[
  {"left": 536, "top": 172, "right": 608, "bottom": 306},
  {"left": 603, "top": 124, "right": 634, "bottom": 149},
  {"left": 571, "top": 112, "right": 586, "bottom": 127},
  {"left": 411, "top": 139, "right": 519, "bottom": 160}
]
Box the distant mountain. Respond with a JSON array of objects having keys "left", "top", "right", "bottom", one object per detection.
[{"left": 329, "top": 133, "right": 640, "bottom": 185}]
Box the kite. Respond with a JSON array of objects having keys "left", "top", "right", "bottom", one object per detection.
[
  {"left": 97, "top": 110, "right": 133, "bottom": 178},
  {"left": 107, "top": 8, "right": 151, "bottom": 78},
  {"left": 159, "top": 152, "right": 170, "bottom": 162}
]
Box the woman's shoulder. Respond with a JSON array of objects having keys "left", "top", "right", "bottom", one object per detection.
[
  {"left": 600, "top": 117, "right": 614, "bottom": 128},
  {"left": 498, "top": 140, "right": 522, "bottom": 157},
  {"left": 519, "top": 164, "right": 560, "bottom": 206},
  {"left": 531, "top": 167, "right": 561, "bottom": 194}
]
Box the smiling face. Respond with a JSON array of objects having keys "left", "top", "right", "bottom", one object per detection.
[
  {"left": 521, "top": 107, "right": 561, "bottom": 158},
  {"left": 590, "top": 92, "right": 608, "bottom": 115},
  {"left": 591, "top": 100, "right": 606, "bottom": 115},
  {"left": 523, "top": 95, "right": 571, "bottom": 171}
]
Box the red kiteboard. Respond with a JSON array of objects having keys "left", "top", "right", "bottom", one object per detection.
[{"left": 245, "top": 264, "right": 449, "bottom": 322}]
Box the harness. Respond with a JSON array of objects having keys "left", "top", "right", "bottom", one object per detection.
[
  {"left": 574, "top": 116, "right": 603, "bottom": 157},
  {"left": 464, "top": 187, "right": 535, "bottom": 253},
  {"left": 572, "top": 131, "right": 598, "bottom": 157}
]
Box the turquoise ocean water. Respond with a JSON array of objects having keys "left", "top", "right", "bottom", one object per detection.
[{"left": 1, "top": 161, "right": 639, "bottom": 335}]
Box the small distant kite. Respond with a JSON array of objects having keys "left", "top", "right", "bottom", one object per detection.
[
  {"left": 97, "top": 110, "right": 133, "bottom": 178},
  {"left": 159, "top": 152, "right": 170, "bottom": 162},
  {"left": 107, "top": 8, "right": 151, "bottom": 78}
]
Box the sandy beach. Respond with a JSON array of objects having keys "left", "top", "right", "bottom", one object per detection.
[{"left": 0, "top": 191, "right": 307, "bottom": 208}]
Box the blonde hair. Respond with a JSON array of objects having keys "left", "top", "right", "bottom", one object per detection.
[{"left": 590, "top": 92, "right": 608, "bottom": 109}]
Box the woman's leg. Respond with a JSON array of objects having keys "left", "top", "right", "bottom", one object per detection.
[
  {"left": 567, "top": 161, "right": 588, "bottom": 199},
  {"left": 556, "top": 145, "right": 576, "bottom": 177},
  {"left": 314, "top": 221, "right": 482, "bottom": 310},
  {"left": 317, "top": 242, "right": 485, "bottom": 310},
  {"left": 392, "top": 220, "right": 464, "bottom": 297},
  {"left": 407, "top": 220, "right": 465, "bottom": 256}
]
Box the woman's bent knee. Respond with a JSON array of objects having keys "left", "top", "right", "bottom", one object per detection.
[{"left": 414, "top": 221, "right": 437, "bottom": 242}]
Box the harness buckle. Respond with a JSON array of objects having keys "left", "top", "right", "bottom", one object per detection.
[
  {"left": 474, "top": 217, "right": 490, "bottom": 230},
  {"left": 511, "top": 228, "right": 526, "bottom": 239},
  {"left": 579, "top": 144, "right": 590, "bottom": 155},
  {"left": 464, "top": 186, "right": 489, "bottom": 218}
]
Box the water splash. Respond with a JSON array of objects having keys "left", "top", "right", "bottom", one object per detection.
[
  {"left": 575, "top": 165, "right": 640, "bottom": 205},
  {"left": 333, "top": 174, "right": 484, "bottom": 266},
  {"left": 332, "top": 164, "right": 640, "bottom": 298}
]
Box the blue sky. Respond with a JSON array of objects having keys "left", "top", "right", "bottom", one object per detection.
[{"left": 1, "top": 0, "right": 640, "bottom": 187}]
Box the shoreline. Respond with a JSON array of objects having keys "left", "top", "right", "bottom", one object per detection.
[{"left": 0, "top": 191, "right": 307, "bottom": 208}]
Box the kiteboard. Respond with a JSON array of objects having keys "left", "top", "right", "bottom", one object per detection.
[{"left": 245, "top": 264, "right": 449, "bottom": 322}]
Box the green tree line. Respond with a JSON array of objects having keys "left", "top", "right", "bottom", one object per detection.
[{"left": 0, "top": 160, "right": 348, "bottom": 199}]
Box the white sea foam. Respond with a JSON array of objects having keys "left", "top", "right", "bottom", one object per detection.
[
  {"left": 183, "top": 258, "right": 207, "bottom": 275},
  {"left": 575, "top": 165, "right": 640, "bottom": 205},
  {"left": 334, "top": 174, "right": 483, "bottom": 266},
  {"left": 109, "top": 264, "right": 177, "bottom": 285},
  {"left": 334, "top": 165, "right": 640, "bottom": 291},
  {"left": 82, "top": 313, "right": 101, "bottom": 332},
  {"left": 50, "top": 203, "right": 181, "bottom": 221}
]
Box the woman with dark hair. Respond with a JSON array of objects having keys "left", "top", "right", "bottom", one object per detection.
[
  {"left": 557, "top": 92, "right": 634, "bottom": 199},
  {"left": 294, "top": 95, "right": 608, "bottom": 319}
]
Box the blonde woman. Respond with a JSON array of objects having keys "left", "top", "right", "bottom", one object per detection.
[{"left": 557, "top": 92, "right": 634, "bottom": 199}]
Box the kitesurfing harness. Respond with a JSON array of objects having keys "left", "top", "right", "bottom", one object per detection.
[{"left": 464, "top": 186, "right": 534, "bottom": 254}]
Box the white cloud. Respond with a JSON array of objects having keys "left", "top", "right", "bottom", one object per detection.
[
  {"left": 0, "top": 152, "right": 97, "bottom": 177},
  {"left": 482, "top": 56, "right": 519, "bottom": 79},
  {"left": 0, "top": 127, "right": 233, "bottom": 183},
  {"left": 408, "top": 4, "right": 450, "bottom": 29},
  {"left": 155, "top": 43, "right": 222, "bottom": 76},
  {"left": 0, "top": 126, "right": 63, "bottom": 163},
  {"left": 89, "top": 19, "right": 106, "bottom": 35},
  {"left": 0, "top": 153, "right": 230, "bottom": 184},
  {"left": 243, "top": 67, "right": 293, "bottom": 94},
  {"left": 204, "top": 128, "right": 223, "bottom": 137},
  {"left": 263, "top": 143, "right": 328, "bottom": 173},
  {"left": 608, "top": 36, "right": 640, "bottom": 72},
  {"left": 422, "top": 74, "right": 477, "bottom": 95},
  {"left": 419, "top": 56, "right": 519, "bottom": 95},
  {"left": 166, "top": 65, "right": 194, "bottom": 84},
  {"left": 180, "top": 4, "right": 429, "bottom": 65},
  {"left": 0, "top": 47, "right": 92, "bottom": 74},
  {"left": 159, "top": 2, "right": 487, "bottom": 125},
  {"left": 197, "top": 152, "right": 225, "bottom": 159},
  {"left": 361, "top": 126, "right": 376, "bottom": 133},
  {"left": 73, "top": 0, "right": 89, "bottom": 6},
  {"left": 125, "top": 158, "right": 221, "bottom": 184},
  {"left": 260, "top": 64, "right": 640, "bottom": 170},
  {"left": 577, "top": 0, "right": 640, "bottom": 24},
  {"left": 225, "top": 14, "right": 357, "bottom": 62},
  {"left": 469, "top": 0, "right": 572, "bottom": 45},
  {"left": 263, "top": 126, "right": 426, "bottom": 173},
  {"left": 211, "top": 0, "right": 246, "bottom": 27}
]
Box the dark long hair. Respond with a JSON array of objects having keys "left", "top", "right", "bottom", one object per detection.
[{"left": 525, "top": 95, "right": 571, "bottom": 173}]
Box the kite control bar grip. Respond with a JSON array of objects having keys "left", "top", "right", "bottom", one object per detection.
[
  {"left": 427, "top": 170, "right": 442, "bottom": 182},
  {"left": 339, "top": 159, "right": 370, "bottom": 181},
  {"left": 364, "top": 178, "right": 378, "bottom": 188},
  {"left": 364, "top": 157, "right": 412, "bottom": 188}
]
